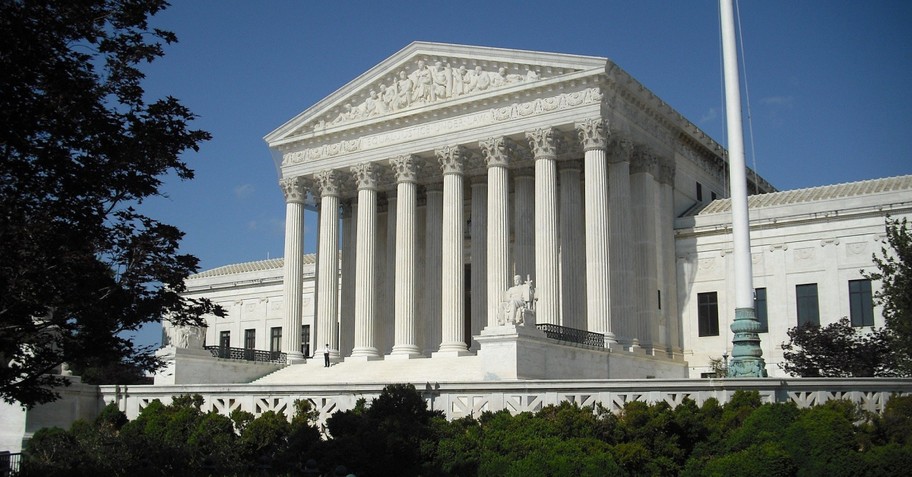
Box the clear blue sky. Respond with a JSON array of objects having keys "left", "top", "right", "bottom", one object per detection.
[{"left": 132, "top": 0, "right": 912, "bottom": 347}]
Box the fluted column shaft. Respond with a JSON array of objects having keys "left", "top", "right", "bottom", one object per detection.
[
  {"left": 609, "top": 142, "right": 635, "bottom": 345},
  {"left": 436, "top": 146, "right": 469, "bottom": 355},
  {"left": 480, "top": 137, "right": 513, "bottom": 327},
  {"left": 279, "top": 177, "right": 307, "bottom": 362},
  {"left": 529, "top": 128, "right": 561, "bottom": 325},
  {"left": 423, "top": 184, "right": 443, "bottom": 355},
  {"left": 514, "top": 173, "right": 535, "bottom": 278},
  {"left": 470, "top": 177, "right": 487, "bottom": 344},
  {"left": 391, "top": 156, "right": 421, "bottom": 357},
  {"left": 350, "top": 164, "right": 380, "bottom": 359},
  {"left": 631, "top": 150, "right": 659, "bottom": 352},
  {"left": 578, "top": 119, "right": 616, "bottom": 344},
  {"left": 339, "top": 202, "right": 356, "bottom": 356},
  {"left": 314, "top": 170, "right": 341, "bottom": 360},
  {"left": 658, "top": 158, "right": 680, "bottom": 354},
  {"left": 559, "top": 160, "right": 586, "bottom": 329}
]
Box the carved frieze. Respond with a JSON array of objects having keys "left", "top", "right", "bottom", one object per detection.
[{"left": 282, "top": 88, "right": 602, "bottom": 166}]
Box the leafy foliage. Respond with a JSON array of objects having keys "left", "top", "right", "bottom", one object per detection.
[
  {"left": 781, "top": 317, "right": 898, "bottom": 377},
  {"left": 865, "top": 216, "right": 912, "bottom": 373},
  {"left": 19, "top": 386, "right": 912, "bottom": 476},
  {"left": 0, "top": 0, "right": 221, "bottom": 406}
]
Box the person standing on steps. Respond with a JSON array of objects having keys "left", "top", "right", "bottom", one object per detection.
[{"left": 323, "top": 344, "right": 331, "bottom": 367}]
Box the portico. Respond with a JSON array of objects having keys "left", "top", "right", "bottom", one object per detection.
[{"left": 264, "top": 42, "right": 761, "bottom": 369}]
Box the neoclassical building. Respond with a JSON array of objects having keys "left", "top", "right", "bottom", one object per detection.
[
  {"left": 255, "top": 41, "right": 771, "bottom": 368},
  {"left": 5, "top": 43, "right": 911, "bottom": 454}
]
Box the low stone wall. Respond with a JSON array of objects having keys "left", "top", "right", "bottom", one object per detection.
[
  {"left": 154, "top": 347, "right": 285, "bottom": 385},
  {"left": 99, "top": 378, "right": 912, "bottom": 427}
]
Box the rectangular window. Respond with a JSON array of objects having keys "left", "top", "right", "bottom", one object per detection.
[
  {"left": 696, "top": 182, "right": 703, "bottom": 202},
  {"left": 657, "top": 290, "right": 662, "bottom": 310},
  {"left": 849, "top": 279, "right": 875, "bottom": 327},
  {"left": 244, "top": 329, "right": 256, "bottom": 349},
  {"left": 301, "top": 325, "right": 311, "bottom": 357},
  {"left": 219, "top": 331, "right": 230, "bottom": 349},
  {"left": 697, "top": 292, "right": 720, "bottom": 337},
  {"left": 754, "top": 288, "right": 768, "bottom": 333},
  {"left": 270, "top": 327, "right": 282, "bottom": 352},
  {"left": 711, "top": 191, "right": 718, "bottom": 201},
  {"left": 796, "top": 283, "right": 820, "bottom": 326}
]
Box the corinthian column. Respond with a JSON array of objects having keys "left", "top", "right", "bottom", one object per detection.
[
  {"left": 607, "top": 139, "right": 635, "bottom": 346},
  {"left": 470, "top": 175, "right": 487, "bottom": 345},
  {"left": 559, "top": 159, "right": 586, "bottom": 329},
  {"left": 577, "top": 119, "right": 616, "bottom": 345},
  {"left": 314, "top": 170, "right": 342, "bottom": 362},
  {"left": 389, "top": 155, "right": 422, "bottom": 358},
  {"left": 349, "top": 163, "right": 381, "bottom": 360},
  {"left": 280, "top": 176, "right": 307, "bottom": 363},
  {"left": 423, "top": 183, "right": 443, "bottom": 355},
  {"left": 480, "top": 137, "right": 514, "bottom": 327},
  {"left": 630, "top": 147, "right": 659, "bottom": 353},
  {"left": 528, "top": 128, "right": 561, "bottom": 325},
  {"left": 514, "top": 172, "right": 535, "bottom": 279},
  {"left": 435, "top": 145, "right": 470, "bottom": 356}
]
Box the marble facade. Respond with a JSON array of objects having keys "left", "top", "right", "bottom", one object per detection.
[{"left": 258, "top": 42, "right": 769, "bottom": 369}]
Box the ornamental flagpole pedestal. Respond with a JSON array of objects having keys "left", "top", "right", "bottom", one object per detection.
[{"left": 720, "top": 0, "right": 767, "bottom": 377}]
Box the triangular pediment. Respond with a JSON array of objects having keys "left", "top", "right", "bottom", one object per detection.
[{"left": 265, "top": 42, "right": 608, "bottom": 146}]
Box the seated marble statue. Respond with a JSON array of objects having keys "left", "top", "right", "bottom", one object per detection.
[
  {"left": 169, "top": 325, "right": 206, "bottom": 349},
  {"left": 499, "top": 274, "right": 536, "bottom": 325}
]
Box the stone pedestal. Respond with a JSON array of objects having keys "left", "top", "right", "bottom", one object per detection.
[{"left": 476, "top": 324, "right": 549, "bottom": 380}]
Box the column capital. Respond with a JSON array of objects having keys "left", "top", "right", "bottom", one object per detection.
[
  {"left": 279, "top": 176, "right": 307, "bottom": 203},
  {"left": 351, "top": 162, "right": 380, "bottom": 190},
  {"left": 606, "top": 136, "right": 635, "bottom": 164},
  {"left": 390, "top": 154, "right": 421, "bottom": 183},
  {"left": 658, "top": 156, "right": 676, "bottom": 185},
  {"left": 436, "top": 145, "right": 468, "bottom": 175},
  {"left": 630, "top": 146, "right": 659, "bottom": 176},
  {"left": 526, "top": 127, "right": 562, "bottom": 160},
  {"left": 314, "top": 169, "right": 343, "bottom": 197},
  {"left": 479, "top": 137, "right": 516, "bottom": 169},
  {"left": 575, "top": 117, "right": 609, "bottom": 151}
]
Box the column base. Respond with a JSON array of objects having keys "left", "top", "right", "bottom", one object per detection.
[
  {"left": 388, "top": 345, "right": 424, "bottom": 359},
  {"left": 432, "top": 349, "right": 474, "bottom": 358},
  {"left": 285, "top": 351, "right": 306, "bottom": 365},
  {"left": 347, "top": 347, "right": 382, "bottom": 362}
]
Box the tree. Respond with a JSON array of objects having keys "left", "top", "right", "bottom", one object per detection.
[
  {"left": 865, "top": 216, "right": 912, "bottom": 373},
  {"left": 0, "top": 0, "right": 221, "bottom": 406},
  {"left": 781, "top": 318, "right": 898, "bottom": 377}
]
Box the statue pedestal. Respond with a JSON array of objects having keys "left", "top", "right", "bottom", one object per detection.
[{"left": 475, "top": 324, "right": 548, "bottom": 380}]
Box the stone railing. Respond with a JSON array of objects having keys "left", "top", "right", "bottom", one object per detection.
[
  {"left": 99, "top": 378, "right": 912, "bottom": 426},
  {"left": 204, "top": 346, "right": 286, "bottom": 365}
]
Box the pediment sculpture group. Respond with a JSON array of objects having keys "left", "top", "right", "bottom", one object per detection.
[{"left": 324, "top": 60, "right": 541, "bottom": 127}]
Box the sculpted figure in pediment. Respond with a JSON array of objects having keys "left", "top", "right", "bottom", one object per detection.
[
  {"left": 395, "top": 70, "right": 413, "bottom": 110},
  {"left": 411, "top": 59, "right": 433, "bottom": 104},
  {"left": 453, "top": 65, "right": 467, "bottom": 96},
  {"left": 431, "top": 61, "right": 449, "bottom": 101}
]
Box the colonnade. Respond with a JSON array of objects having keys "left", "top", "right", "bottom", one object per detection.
[{"left": 279, "top": 118, "right": 681, "bottom": 364}]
